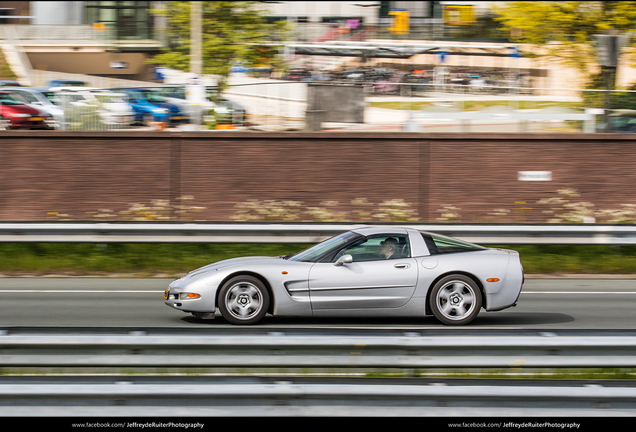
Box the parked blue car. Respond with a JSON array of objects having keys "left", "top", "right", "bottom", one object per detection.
[
  {"left": 109, "top": 88, "right": 187, "bottom": 126},
  {"left": 46, "top": 79, "right": 87, "bottom": 88}
]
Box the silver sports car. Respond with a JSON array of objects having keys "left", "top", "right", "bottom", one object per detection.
[{"left": 164, "top": 226, "right": 524, "bottom": 325}]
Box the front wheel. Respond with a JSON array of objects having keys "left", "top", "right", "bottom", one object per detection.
[
  {"left": 142, "top": 112, "right": 154, "bottom": 126},
  {"left": 218, "top": 276, "right": 270, "bottom": 325},
  {"left": 430, "top": 275, "right": 482, "bottom": 325}
]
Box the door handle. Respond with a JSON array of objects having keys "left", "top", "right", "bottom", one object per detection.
[{"left": 394, "top": 263, "right": 410, "bottom": 269}]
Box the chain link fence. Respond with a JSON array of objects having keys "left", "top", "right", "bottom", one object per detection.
[
  {"left": 1, "top": 90, "right": 134, "bottom": 131},
  {"left": 2, "top": 77, "right": 636, "bottom": 133}
]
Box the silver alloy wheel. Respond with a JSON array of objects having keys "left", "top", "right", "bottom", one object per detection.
[
  {"left": 437, "top": 280, "right": 476, "bottom": 320},
  {"left": 219, "top": 276, "right": 270, "bottom": 325},
  {"left": 430, "top": 275, "right": 482, "bottom": 325},
  {"left": 225, "top": 281, "right": 263, "bottom": 320}
]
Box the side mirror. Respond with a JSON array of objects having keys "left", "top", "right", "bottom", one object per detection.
[{"left": 334, "top": 254, "right": 353, "bottom": 266}]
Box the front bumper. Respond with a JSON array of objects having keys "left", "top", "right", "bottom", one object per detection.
[
  {"left": 169, "top": 115, "right": 187, "bottom": 125},
  {"left": 102, "top": 114, "right": 134, "bottom": 126},
  {"left": 163, "top": 285, "right": 216, "bottom": 314},
  {"left": 8, "top": 116, "right": 52, "bottom": 129}
]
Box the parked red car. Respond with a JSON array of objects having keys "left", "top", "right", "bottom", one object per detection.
[{"left": 0, "top": 91, "right": 53, "bottom": 129}]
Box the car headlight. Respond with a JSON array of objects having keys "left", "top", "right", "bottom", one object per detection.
[
  {"left": 155, "top": 108, "right": 169, "bottom": 114},
  {"left": 11, "top": 113, "right": 32, "bottom": 118},
  {"left": 179, "top": 292, "right": 201, "bottom": 300}
]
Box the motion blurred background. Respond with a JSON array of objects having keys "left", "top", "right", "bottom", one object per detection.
[{"left": 1, "top": 1, "right": 636, "bottom": 226}]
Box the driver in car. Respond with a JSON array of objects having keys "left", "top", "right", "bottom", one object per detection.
[{"left": 379, "top": 237, "right": 399, "bottom": 259}]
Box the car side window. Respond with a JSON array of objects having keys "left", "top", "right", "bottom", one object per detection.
[
  {"left": 335, "top": 234, "right": 410, "bottom": 262},
  {"left": 421, "top": 233, "right": 485, "bottom": 255},
  {"left": 14, "top": 91, "right": 38, "bottom": 103}
]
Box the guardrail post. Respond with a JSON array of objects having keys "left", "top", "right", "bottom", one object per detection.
[{"left": 305, "top": 109, "right": 326, "bottom": 131}]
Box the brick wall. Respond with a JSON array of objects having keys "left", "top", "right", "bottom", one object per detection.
[{"left": 1, "top": 131, "right": 635, "bottom": 223}]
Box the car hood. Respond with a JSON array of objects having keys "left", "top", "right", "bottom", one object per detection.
[
  {"left": 2, "top": 104, "right": 40, "bottom": 114},
  {"left": 492, "top": 247, "right": 519, "bottom": 255},
  {"left": 152, "top": 101, "right": 180, "bottom": 112},
  {"left": 30, "top": 104, "right": 62, "bottom": 116},
  {"left": 102, "top": 103, "right": 133, "bottom": 114},
  {"left": 178, "top": 256, "right": 279, "bottom": 281}
]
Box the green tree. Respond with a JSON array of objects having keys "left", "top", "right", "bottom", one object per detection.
[
  {"left": 149, "top": 1, "right": 289, "bottom": 91},
  {"left": 494, "top": 1, "right": 636, "bottom": 84}
]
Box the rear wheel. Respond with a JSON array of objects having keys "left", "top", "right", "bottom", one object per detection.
[
  {"left": 142, "top": 112, "right": 154, "bottom": 126},
  {"left": 218, "top": 276, "right": 270, "bottom": 325},
  {"left": 430, "top": 275, "right": 482, "bottom": 325}
]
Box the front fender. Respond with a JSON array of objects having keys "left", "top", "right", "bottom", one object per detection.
[{"left": 165, "top": 272, "right": 222, "bottom": 314}]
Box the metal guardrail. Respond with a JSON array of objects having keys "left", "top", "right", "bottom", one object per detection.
[
  {"left": 2, "top": 379, "right": 635, "bottom": 417},
  {"left": 2, "top": 331, "right": 636, "bottom": 415},
  {"left": 2, "top": 332, "right": 636, "bottom": 369},
  {"left": 1, "top": 222, "right": 636, "bottom": 244},
  {"left": 0, "top": 380, "right": 634, "bottom": 415}
]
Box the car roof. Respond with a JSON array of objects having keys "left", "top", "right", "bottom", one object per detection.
[
  {"left": 51, "top": 86, "right": 101, "bottom": 91},
  {"left": 0, "top": 87, "right": 48, "bottom": 93},
  {"left": 160, "top": 84, "right": 219, "bottom": 88},
  {"left": 610, "top": 110, "right": 636, "bottom": 117},
  {"left": 48, "top": 80, "right": 84, "bottom": 83},
  {"left": 351, "top": 226, "right": 409, "bottom": 236}
]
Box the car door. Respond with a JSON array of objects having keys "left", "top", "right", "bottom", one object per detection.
[
  {"left": 159, "top": 87, "right": 184, "bottom": 109},
  {"left": 308, "top": 233, "right": 418, "bottom": 310},
  {"left": 121, "top": 91, "right": 142, "bottom": 121}
]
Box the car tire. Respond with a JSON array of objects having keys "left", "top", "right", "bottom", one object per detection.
[
  {"left": 218, "top": 276, "right": 270, "bottom": 325},
  {"left": 143, "top": 113, "right": 154, "bottom": 126},
  {"left": 430, "top": 274, "right": 482, "bottom": 326}
]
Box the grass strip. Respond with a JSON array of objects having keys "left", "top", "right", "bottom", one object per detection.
[
  {"left": 1, "top": 243, "right": 636, "bottom": 276},
  {"left": 0, "top": 243, "right": 300, "bottom": 277}
]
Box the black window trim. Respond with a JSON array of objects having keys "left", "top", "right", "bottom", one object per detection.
[{"left": 420, "top": 232, "right": 485, "bottom": 255}]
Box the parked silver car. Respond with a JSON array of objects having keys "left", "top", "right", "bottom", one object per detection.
[
  {"left": 50, "top": 87, "right": 134, "bottom": 127},
  {"left": 165, "top": 226, "right": 524, "bottom": 325},
  {"left": 157, "top": 85, "right": 247, "bottom": 125}
]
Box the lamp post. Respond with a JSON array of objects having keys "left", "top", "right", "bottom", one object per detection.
[
  {"left": 594, "top": 34, "right": 629, "bottom": 132},
  {"left": 189, "top": 1, "right": 203, "bottom": 127}
]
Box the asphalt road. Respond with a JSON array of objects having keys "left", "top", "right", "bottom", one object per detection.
[{"left": 0, "top": 277, "right": 634, "bottom": 330}]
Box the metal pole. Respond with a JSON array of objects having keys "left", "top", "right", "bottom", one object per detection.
[
  {"left": 190, "top": 1, "right": 202, "bottom": 77},
  {"left": 189, "top": 1, "right": 203, "bottom": 127},
  {"left": 603, "top": 65, "right": 614, "bottom": 132}
]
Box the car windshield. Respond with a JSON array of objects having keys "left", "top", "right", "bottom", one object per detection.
[
  {"left": 0, "top": 94, "right": 24, "bottom": 105},
  {"left": 56, "top": 81, "right": 84, "bottom": 87},
  {"left": 96, "top": 94, "right": 126, "bottom": 103},
  {"left": 610, "top": 116, "right": 636, "bottom": 130},
  {"left": 286, "top": 231, "right": 362, "bottom": 263},
  {"left": 10, "top": 92, "right": 39, "bottom": 103},
  {"left": 206, "top": 87, "right": 220, "bottom": 102},
  {"left": 41, "top": 91, "right": 61, "bottom": 105},
  {"left": 140, "top": 90, "right": 166, "bottom": 103}
]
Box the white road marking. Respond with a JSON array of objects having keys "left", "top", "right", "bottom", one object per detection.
[
  {"left": 522, "top": 291, "right": 636, "bottom": 294},
  {"left": 0, "top": 290, "right": 161, "bottom": 293}
]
